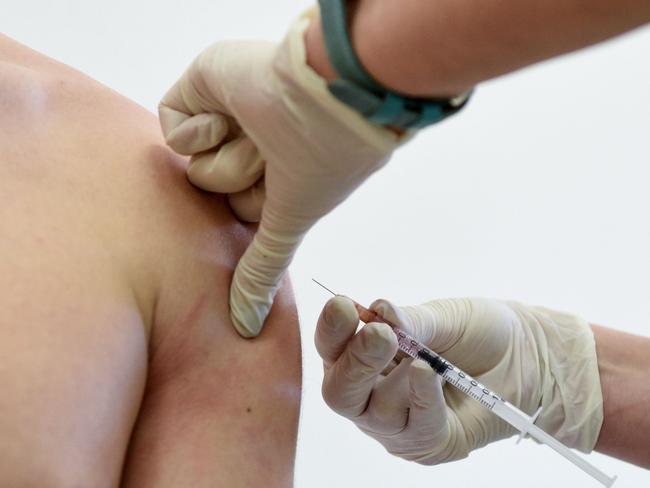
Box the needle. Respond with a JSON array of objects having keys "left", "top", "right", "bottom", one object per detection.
[{"left": 311, "top": 278, "right": 337, "bottom": 296}]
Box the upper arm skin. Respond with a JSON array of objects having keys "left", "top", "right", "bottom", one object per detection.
[
  {"left": 0, "top": 36, "right": 302, "bottom": 487},
  {"left": 121, "top": 276, "right": 302, "bottom": 488},
  {"left": 0, "top": 43, "right": 151, "bottom": 487},
  {"left": 0, "top": 192, "right": 148, "bottom": 487},
  {"left": 119, "top": 144, "right": 302, "bottom": 488}
]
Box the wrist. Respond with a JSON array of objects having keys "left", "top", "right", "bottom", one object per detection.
[
  {"left": 591, "top": 324, "right": 650, "bottom": 467},
  {"left": 304, "top": 2, "right": 470, "bottom": 99},
  {"left": 511, "top": 303, "right": 603, "bottom": 452},
  {"left": 304, "top": 12, "right": 338, "bottom": 82},
  {"left": 304, "top": 3, "right": 471, "bottom": 132},
  {"left": 303, "top": 10, "right": 407, "bottom": 134}
]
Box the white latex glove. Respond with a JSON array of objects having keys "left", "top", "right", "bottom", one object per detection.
[
  {"left": 315, "top": 296, "right": 603, "bottom": 464},
  {"left": 158, "top": 10, "right": 403, "bottom": 337}
]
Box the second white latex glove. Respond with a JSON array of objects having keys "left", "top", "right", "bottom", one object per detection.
[
  {"left": 159, "top": 11, "right": 402, "bottom": 337},
  {"left": 315, "top": 296, "right": 603, "bottom": 464}
]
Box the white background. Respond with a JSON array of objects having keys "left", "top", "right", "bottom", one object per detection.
[{"left": 4, "top": 1, "right": 649, "bottom": 487}]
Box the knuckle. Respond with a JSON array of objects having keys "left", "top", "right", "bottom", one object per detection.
[
  {"left": 321, "top": 376, "right": 352, "bottom": 416},
  {"left": 345, "top": 348, "right": 386, "bottom": 383},
  {"left": 365, "top": 403, "right": 401, "bottom": 430}
]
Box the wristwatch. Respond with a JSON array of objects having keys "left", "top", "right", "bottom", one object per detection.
[{"left": 318, "top": 0, "right": 472, "bottom": 130}]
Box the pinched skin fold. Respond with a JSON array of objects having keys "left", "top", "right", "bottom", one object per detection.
[{"left": 159, "top": 9, "right": 405, "bottom": 337}]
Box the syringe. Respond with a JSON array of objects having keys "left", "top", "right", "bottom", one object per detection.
[{"left": 312, "top": 279, "right": 617, "bottom": 487}]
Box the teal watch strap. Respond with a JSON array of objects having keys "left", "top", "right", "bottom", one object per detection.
[
  {"left": 317, "top": 0, "right": 471, "bottom": 129},
  {"left": 317, "top": 0, "right": 383, "bottom": 94}
]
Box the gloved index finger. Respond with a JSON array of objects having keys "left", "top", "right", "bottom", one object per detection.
[
  {"left": 158, "top": 50, "right": 233, "bottom": 148},
  {"left": 161, "top": 40, "right": 264, "bottom": 117},
  {"left": 159, "top": 77, "right": 201, "bottom": 124},
  {"left": 158, "top": 55, "right": 233, "bottom": 155},
  {"left": 158, "top": 69, "right": 205, "bottom": 148},
  {"left": 315, "top": 296, "right": 359, "bottom": 367}
]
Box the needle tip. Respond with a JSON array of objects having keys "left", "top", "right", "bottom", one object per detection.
[{"left": 311, "top": 278, "right": 337, "bottom": 296}]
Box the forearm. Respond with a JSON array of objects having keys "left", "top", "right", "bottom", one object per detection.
[
  {"left": 591, "top": 324, "right": 650, "bottom": 468},
  {"left": 306, "top": 0, "right": 650, "bottom": 97}
]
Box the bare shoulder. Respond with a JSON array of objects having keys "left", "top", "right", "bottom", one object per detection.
[
  {"left": 0, "top": 37, "right": 301, "bottom": 487},
  {"left": 0, "top": 37, "right": 156, "bottom": 486}
]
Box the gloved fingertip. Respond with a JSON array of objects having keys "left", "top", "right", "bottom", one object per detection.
[
  {"left": 158, "top": 105, "right": 191, "bottom": 141},
  {"left": 370, "top": 298, "right": 411, "bottom": 331},
  {"left": 361, "top": 322, "right": 398, "bottom": 358},
  {"left": 230, "top": 308, "right": 262, "bottom": 338},
  {"left": 410, "top": 359, "right": 437, "bottom": 382},
  {"left": 228, "top": 177, "right": 265, "bottom": 223},
  {"left": 167, "top": 113, "right": 230, "bottom": 156},
  {"left": 369, "top": 298, "right": 401, "bottom": 319},
  {"left": 228, "top": 193, "right": 263, "bottom": 223},
  {"left": 165, "top": 129, "right": 196, "bottom": 156},
  {"left": 324, "top": 295, "right": 358, "bottom": 329},
  {"left": 368, "top": 298, "right": 393, "bottom": 314},
  {"left": 187, "top": 137, "right": 264, "bottom": 193},
  {"left": 187, "top": 154, "right": 219, "bottom": 190},
  {"left": 409, "top": 359, "right": 440, "bottom": 407}
]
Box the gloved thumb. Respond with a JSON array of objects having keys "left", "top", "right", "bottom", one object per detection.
[{"left": 229, "top": 217, "right": 304, "bottom": 337}]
